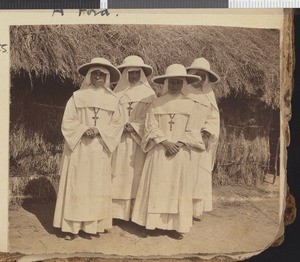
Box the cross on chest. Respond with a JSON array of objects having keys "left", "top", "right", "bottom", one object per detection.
[
  {"left": 92, "top": 108, "right": 100, "bottom": 126},
  {"left": 127, "top": 102, "right": 134, "bottom": 117},
  {"left": 168, "top": 114, "right": 176, "bottom": 131}
]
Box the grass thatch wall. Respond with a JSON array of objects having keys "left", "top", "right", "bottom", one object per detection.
[
  {"left": 9, "top": 24, "right": 280, "bottom": 203},
  {"left": 215, "top": 95, "right": 277, "bottom": 186},
  {"left": 10, "top": 24, "right": 280, "bottom": 107}
]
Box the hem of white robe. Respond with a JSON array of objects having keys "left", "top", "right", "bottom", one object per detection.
[
  {"left": 112, "top": 199, "right": 135, "bottom": 221},
  {"left": 132, "top": 213, "right": 192, "bottom": 233},
  {"left": 54, "top": 218, "right": 112, "bottom": 234},
  {"left": 193, "top": 199, "right": 212, "bottom": 218}
]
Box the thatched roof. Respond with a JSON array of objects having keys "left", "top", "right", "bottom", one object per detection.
[{"left": 10, "top": 24, "right": 280, "bottom": 108}]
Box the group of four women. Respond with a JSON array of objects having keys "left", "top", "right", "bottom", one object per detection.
[{"left": 53, "top": 55, "right": 220, "bottom": 240}]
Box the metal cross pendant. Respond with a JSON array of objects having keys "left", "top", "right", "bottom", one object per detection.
[
  {"left": 127, "top": 102, "right": 134, "bottom": 117},
  {"left": 93, "top": 108, "right": 100, "bottom": 126},
  {"left": 168, "top": 114, "right": 175, "bottom": 131}
]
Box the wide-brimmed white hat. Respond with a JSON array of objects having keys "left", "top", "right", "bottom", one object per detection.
[
  {"left": 78, "top": 57, "right": 121, "bottom": 83},
  {"left": 117, "top": 55, "right": 153, "bottom": 77},
  {"left": 152, "top": 64, "right": 201, "bottom": 85},
  {"left": 187, "top": 58, "right": 220, "bottom": 83}
]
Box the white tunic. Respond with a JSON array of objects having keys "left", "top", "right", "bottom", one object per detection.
[
  {"left": 111, "top": 82, "right": 156, "bottom": 220},
  {"left": 131, "top": 93, "right": 205, "bottom": 233},
  {"left": 53, "top": 86, "right": 124, "bottom": 234},
  {"left": 183, "top": 85, "right": 220, "bottom": 217}
]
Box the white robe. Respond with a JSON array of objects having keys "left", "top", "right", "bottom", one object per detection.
[
  {"left": 53, "top": 87, "right": 124, "bottom": 234},
  {"left": 111, "top": 82, "right": 156, "bottom": 220},
  {"left": 131, "top": 93, "right": 205, "bottom": 233},
  {"left": 183, "top": 85, "right": 220, "bottom": 217}
]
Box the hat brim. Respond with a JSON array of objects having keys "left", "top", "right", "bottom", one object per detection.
[
  {"left": 186, "top": 66, "right": 220, "bottom": 83},
  {"left": 152, "top": 74, "right": 201, "bottom": 85},
  {"left": 118, "top": 64, "right": 153, "bottom": 77},
  {"left": 78, "top": 63, "right": 121, "bottom": 83}
]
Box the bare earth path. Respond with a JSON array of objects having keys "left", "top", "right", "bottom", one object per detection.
[{"left": 9, "top": 183, "right": 280, "bottom": 258}]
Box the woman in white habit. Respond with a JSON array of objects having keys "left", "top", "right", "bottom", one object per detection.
[
  {"left": 131, "top": 64, "right": 205, "bottom": 239},
  {"left": 53, "top": 58, "right": 124, "bottom": 240},
  {"left": 184, "top": 57, "right": 221, "bottom": 219},
  {"left": 111, "top": 55, "right": 156, "bottom": 221}
]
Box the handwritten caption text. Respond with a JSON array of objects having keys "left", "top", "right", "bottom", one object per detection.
[{"left": 52, "top": 9, "right": 110, "bottom": 16}]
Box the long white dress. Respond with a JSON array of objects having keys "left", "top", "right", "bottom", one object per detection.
[
  {"left": 183, "top": 84, "right": 220, "bottom": 217},
  {"left": 53, "top": 86, "right": 124, "bottom": 234},
  {"left": 131, "top": 93, "right": 205, "bottom": 233},
  {"left": 111, "top": 75, "right": 156, "bottom": 221}
]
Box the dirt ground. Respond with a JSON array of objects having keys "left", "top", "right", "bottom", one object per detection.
[{"left": 9, "top": 179, "right": 281, "bottom": 259}]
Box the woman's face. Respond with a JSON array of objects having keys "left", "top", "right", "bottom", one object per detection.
[
  {"left": 90, "top": 70, "right": 106, "bottom": 88},
  {"left": 191, "top": 69, "right": 208, "bottom": 88},
  {"left": 128, "top": 69, "right": 141, "bottom": 84},
  {"left": 168, "top": 78, "right": 183, "bottom": 95}
]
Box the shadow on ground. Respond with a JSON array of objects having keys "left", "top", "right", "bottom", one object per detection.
[
  {"left": 113, "top": 218, "right": 170, "bottom": 238},
  {"left": 19, "top": 176, "right": 65, "bottom": 238},
  {"left": 21, "top": 201, "right": 65, "bottom": 239}
]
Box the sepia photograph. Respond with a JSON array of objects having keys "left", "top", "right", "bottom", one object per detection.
[{"left": 0, "top": 9, "right": 288, "bottom": 260}]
